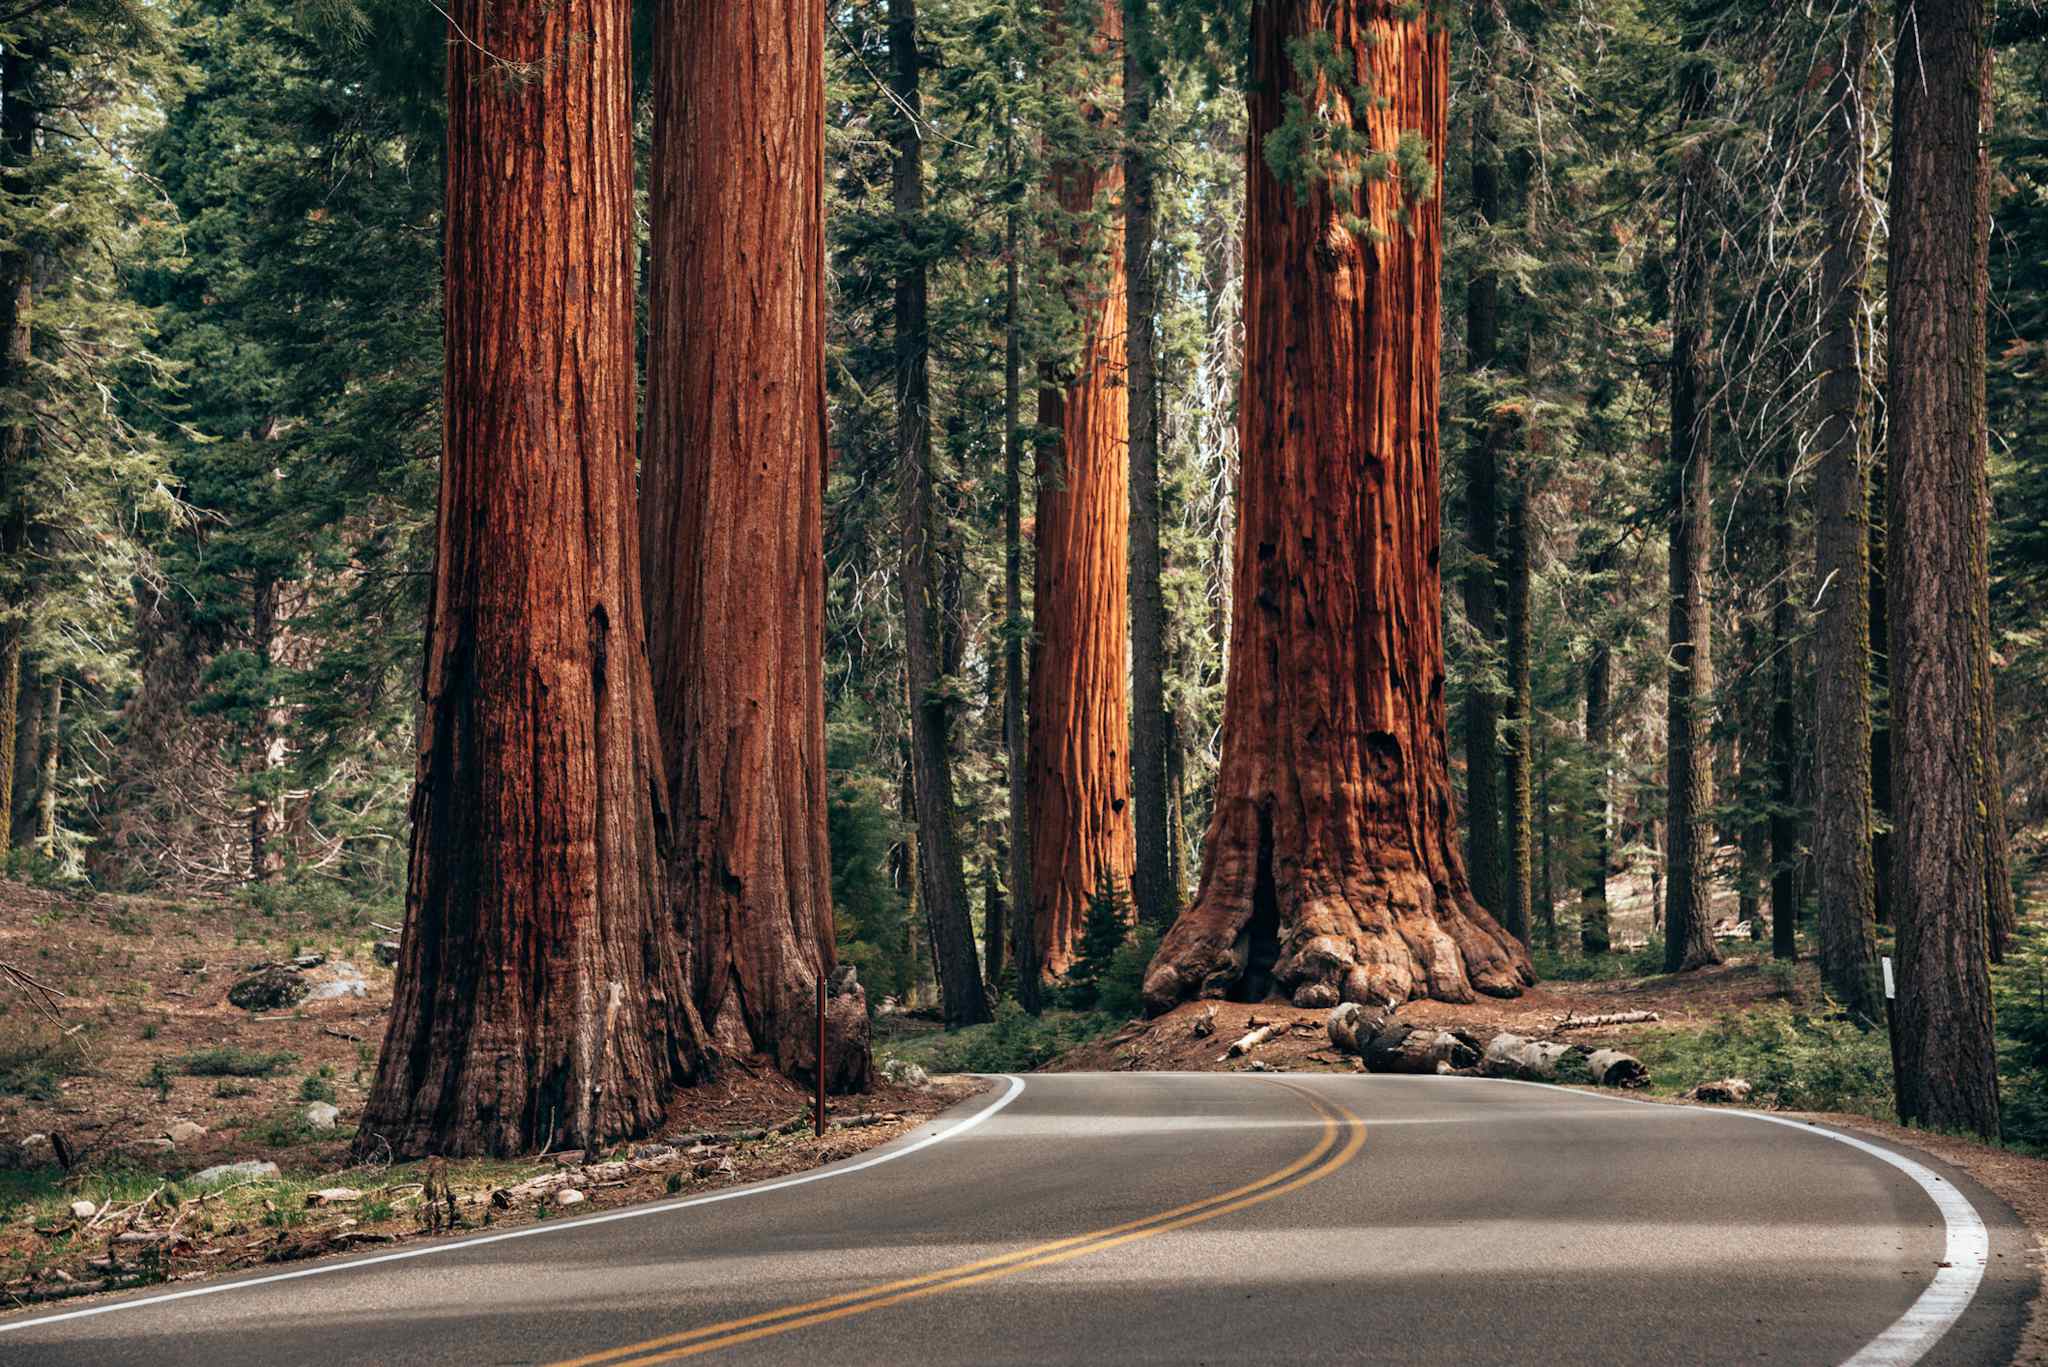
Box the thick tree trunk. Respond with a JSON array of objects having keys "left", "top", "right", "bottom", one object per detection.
[
  {"left": 641, "top": 0, "right": 868, "bottom": 1090},
  {"left": 1003, "top": 124, "right": 1038, "bottom": 1013},
  {"left": 1580, "top": 551, "right": 1612, "bottom": 956},
  {"left": 1770, "top": 444, "right": 1798, "bottom": 961},
  {"left": 1664, "top": 58, "right": 1722, "bottom": 975},
  {"left": 1461, "top": 0, "right": 1506, "bottom": 913},
  {"left": 1031, "top": 0, "right": 1135, "bottom": 979},
  {"left": 360, "top": 0, "right": 710, "bottom": 1160},
  {"left": 1126, "top": 0, "right": 1172, "bottom": 934},
  {"left": 1501, "top": 467, "right": 1533, "bottom": 945},
  {"left": 1143, "top": 0, "right": 1532, "bottom": 1014},
  {"left": 892, "top": 0, "right": 988, "bottom": 1027},
  {"left": 1886, "top": 0, "right": 2000, "bottom": 1140}
]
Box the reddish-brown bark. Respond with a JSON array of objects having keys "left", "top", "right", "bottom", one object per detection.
[
  {"left": 1143, "top": 1, "right": 1531, "bottom": 1013},
  {"left": 1031, "top": 0, "right": 1135, "bottom": 979},
  {"left": 641, "top": 0, "right": 869, "bottom": 1091},
  {"left": 360, "top": 0, "right": 709, "bottom": 1160}
]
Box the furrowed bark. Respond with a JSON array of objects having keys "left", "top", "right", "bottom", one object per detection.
[
  {"left": 1580, "top": 546, "right": 1613, "bottom": 956},
  {"left": 360, "top": 0, "right": 710, "bottom": 1160},
  {"left": 1126, "top": 0, "right": 1172, "bottom": 933},
  {"left": 1663, "top": 56, "right": 1722, "bottom": 975},
  {"left": 1143, "top": 0, "right": 1532, "bottom": 1014},
  {"left": 892, "top": 0, "right": 988, "bottom": 1027},
  {"left": 642, "top": 0, "right": 868, "bottom": 1089},
  {"left": 1003, "top": 118, "right": 1038, "bottom": 1013},
  {"left": 1031, "top": 0, "right": 1135, "bottom": 979},
  {"left": 1886, "top": 0, "right": 2000, "bottom": 1140}
]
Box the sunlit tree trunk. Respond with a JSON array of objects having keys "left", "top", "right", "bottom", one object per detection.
[
  {"left": 0, "top": 46, "right": 34, "bottom": 866},
  {"left": 1143, "top": 0, "right": 1531, "bottom": 1013},
  {"left": 640, "top": 0, "right": 869, "bottom": 1090},
  {"left": 360, "top": 0, "right": 709, "bottom": 1159},
  {"left": 1031, "top": 0, "right": 1135, "bottom": 978}
]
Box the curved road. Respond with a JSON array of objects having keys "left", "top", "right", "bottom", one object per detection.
[{"left": 0, "top": 1074, "right": 2031, "bottom": 1365}]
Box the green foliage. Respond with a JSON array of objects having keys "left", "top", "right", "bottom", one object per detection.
[
  {"left": 1060, "top": 880, "right": 1134, "bottom": 1011},
  {"left": 1631, "top": 1010, "right": 1893, "bottom": 1115},
  {"left": 0, "top": 1020, "right": 89, "bottom": 1100},
  {"left": 181, "top": 1046, "right": 294, "bottom": 1078},
  {"left": 297, "top": 1067, "right": 336, "bottom": 1103},
  {"left": 889, "top": 1002, "right": 1117, "bottom": 1075}
]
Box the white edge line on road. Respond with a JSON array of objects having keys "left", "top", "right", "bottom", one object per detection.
[
  {"left": 1451, "top": 1075, "right": 1989, "bottom": 1367},
  {"left": 0, "top": 1072, "right": 1028, "bottom": 1336}
]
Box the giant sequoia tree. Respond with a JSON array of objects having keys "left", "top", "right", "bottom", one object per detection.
[
  {"left": 1031, "top": 0, "right": 1136, "bottom": 978},
  {"left": 362, "top": 0, "right": 708, "bottom": 1158},
  {"left": 1887, "top": 0, "right": 2000, "bottom": 1139},
  {"left": 1143, "top": 0, "right": 1532, "bottom": 1012},
  {"left": 640, "top": 0, "right": 869, "bottom": 1089}
]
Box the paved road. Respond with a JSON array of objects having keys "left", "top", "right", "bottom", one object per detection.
[{"left": 1, "top": 1073, "right": 2031, "bottom": 1365}]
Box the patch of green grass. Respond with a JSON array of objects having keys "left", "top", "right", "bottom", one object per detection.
[
  {"left": 882, "top": 1002, "right": 1119, "bottom": 1074},
  {"left": 1630, "top": 1007, "right": 1892, "bottom": 1115},
  {"left": 211, "top": 1079, "right": 257, "bottom": 1099},
  {"left": 0, "top": 1020, "right": 89, "bottom": 1101},
  {"left": 1530, "top": 936, "right": 1669, "bottom": 982},
  {"left": 182, "top": 1047, "right": 296, "bottom": 1079},
  {"left": 298, "top": 1067, "right": 337, "bottom": 1103}
]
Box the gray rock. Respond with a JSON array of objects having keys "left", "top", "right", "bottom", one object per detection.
[
  {"left": 68, "top": 1200, "right": 95, "bottom": 1220},
  {"left": 227, "top": 965, "right": 308, "bottom": 1012},
  {"left": 302, "top": 1102, "right": 340, "bottom": 1131},
  {"left": 192, "top": 1160, "right": 280, "bottom": 1186},
  {"left": 880, "top": 1058, "right": 929, "bottom": 1088},
  {"left": 552, "top": 1188, "right": 585, "bottom": 1207},
  {"left": 630, "top": 1143, "right": 678, "bottom": 1164},
  {"left": 373, "top": 939, "right": 401, "bottom": 967},
  {"left": 166, "top": 1121, "right": 207, "bottom": 1146},
  {"left": 304, "top": 966, "right": 368, "bottom": 1002}
]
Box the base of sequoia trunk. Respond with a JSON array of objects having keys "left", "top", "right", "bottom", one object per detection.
[{"left": 1142, "top": 867, "right": 1532, "bottom": 1014}]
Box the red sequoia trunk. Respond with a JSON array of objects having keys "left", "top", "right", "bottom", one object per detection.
[
  {"left": 1142, "top": 0, "right": 1531, "bottom": 1013},
  {"left": 360, "top": 0, "right": 709, "bottom": 1159},
  {"left": 641, "top": 0, "right": 870, "bottom": 1090},
  {"left": 1030, "top": 0, "right": 1136, "bottom": 979}
]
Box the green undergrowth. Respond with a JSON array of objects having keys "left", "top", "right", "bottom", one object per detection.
[
  {"left": 1629, "top": 1007, "right": 1894, "bottom": 1117},
  {"left": 879, "top": 1003, "right": 1122, "bottom": 1075}
]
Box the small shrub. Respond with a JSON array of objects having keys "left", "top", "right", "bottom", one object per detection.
[
  {"left": 139, "top": 1022, "right": 159, "bottom": 1041},
  {"left": 664, "top": 1173, "right": 684, "bottom": 1195},
  {"left": 0, "top": 1019, "right": 89, "bottom": 1100},
  {"left": 211, "top": 1079, "right": 257, "bottom": 1099},
  {"left": 142, "top": 1059, "right": 175, "bottom": 1102},
  {"left": 298, "top": 1068, "right": 337, "bottom": 1103},
  {"left": 182, "top": 1047, "right": 295, "bottom": 1078},
  {"left": 1060, "top": 880, "right": 1135, "bottom": 1012},
  {"left": 360, "top": 1198, "right": 395, "bottom": 1223}
]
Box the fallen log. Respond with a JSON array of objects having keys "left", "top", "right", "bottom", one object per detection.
[
  {"left": 1190, "top": 1005, "right": 1218, "bottom": 1040},
  {"left": 1363, "top": 1023, "right": 1481, "bottom": 1075},
  {"left": 1482, "top": 1033, "right": 1648, "bottom": 1088},
  {"left": 1584, "top": 1049, "right": 1649, "bottom": 1089},
  {"left": 1555, "top": 1011, "right": 1659, "bottom": 1030},
  {"left": 1220, "top": 1023, "right": 1281, "bottom": 1061},
  {"left": 1325, "top": 1002, "right": 1392, "bottom": 1056}
]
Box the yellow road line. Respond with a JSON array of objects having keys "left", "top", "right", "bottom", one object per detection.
[{"left": 552, "top": 1085, "right": 1365, "bottom": 1367}]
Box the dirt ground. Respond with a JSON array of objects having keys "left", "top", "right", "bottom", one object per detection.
[{"left": 0, "top": 879, "right": 972, "bottom": 1311}]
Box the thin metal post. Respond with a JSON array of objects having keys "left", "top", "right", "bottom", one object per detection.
[{"left": 815, "top": 973, "right": 827, "bottom": 1138}]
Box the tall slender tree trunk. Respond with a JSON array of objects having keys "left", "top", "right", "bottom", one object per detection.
[
  {"left": 1461, "top": 0, "right": 1506, "bottom": 912},
  {"left": 1580, "top": 548, "right": 1613, "bottom": 956},
  {"left": 0, "top": 46, "right": 34, "bottom": 867},
  {"left": 1664, "top": 56, "right": 1722, "bottom": 975},
  {"left": 360, "top": 0, "right": 708, "bottom": 1160},
  {"left": 33, "top": 674, "right": 55, "bottom": 855},
  {"left": 1003, "top": 122, "right": 1038, "bottom": 1013},
  {"left": 1126, "top": 0, "right": 1172, "bottom": 933},
  {"left": 892, "top": 0, "right": 988, "bottom": 1027},
  {"left": 640, "top": 0, "right": 869, "bottom": 1089},
  {"left": 11, "top": 669, "right": 39, "bottom": 848},
  {"left": 1144, "top": 0, "right": 1532, "bottom": 1013},
  {"left": 1501, "top": 467, "right": 1533, "bottom": 945},
  {"left": 247, "top": 574, "right": 288, "bottom": 884},
  {"left": 1770, "top": 443, "right": 1798, "bottom": 961},
  {"left": 1886, "top": 0, "right": 2000, "bottom": 1140},
  {"left": 1870, "top": 445, "right": 1892, "bottom": 930}
]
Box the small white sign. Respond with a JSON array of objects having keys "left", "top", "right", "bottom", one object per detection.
[{"left": 1882, "top": 956, "right": 1896, "bottom": 1000}]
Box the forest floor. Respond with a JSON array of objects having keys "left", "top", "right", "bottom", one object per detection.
[{"left": 0, "top": 879, "right": 973, "bottom": 1312}]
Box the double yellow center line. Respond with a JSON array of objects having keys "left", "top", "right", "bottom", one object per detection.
[{"left": 551, "top": 1083, "right": 1366, "bottom": 1366}]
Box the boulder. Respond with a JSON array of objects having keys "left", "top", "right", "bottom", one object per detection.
[
  {"left": 303, "top": 1103, "right": 340, "bottom": 1131},
  {"left": 552, "top": 1188, "right": 586, "bottom": 1207},
  {"left": 880, "top": 1059, "right": 929, "bottom": 1088},
  {"left": 68, "top": 1200, "right": 96, "bottom": 1220},
  {"left": 227, "top": 966, "right": 308, "bottom": 1012},
  {"left": 304, "top": 965, "right": 368, "bottom": 1002},
  {"left": 193, "top": 1160, "right": 280, "bottom": 1186},
  {"left": 166, "top": 1120, "right": 207, "bottom": 1146},
  {"left": 1684, "top": 1077, "right": 1754, "bottom": 1104}
]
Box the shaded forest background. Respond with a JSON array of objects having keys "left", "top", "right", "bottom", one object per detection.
[{"left": 7, "top": 0, "right": 2048, "bottom": 1124}]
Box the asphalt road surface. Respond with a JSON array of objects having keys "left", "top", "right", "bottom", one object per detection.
[{"left": 1, "top": 1073, "right": 2031, "bottom": 1365}]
